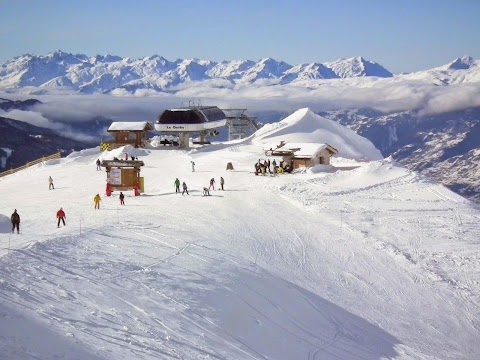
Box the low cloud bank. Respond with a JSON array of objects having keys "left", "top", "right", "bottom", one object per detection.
[{"left": 1, "top": 80, "right": 479, "bottom": 134}]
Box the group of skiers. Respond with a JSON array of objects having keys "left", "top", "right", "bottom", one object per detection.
[
  {"left": 255, "top": 159, "right": 291, "bottom": 175},
  {"left": 175, "top": 176, "right": 225, "bottom": 197}
]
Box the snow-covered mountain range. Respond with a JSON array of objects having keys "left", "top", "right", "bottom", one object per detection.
[
  {"left": 1, "top": 51, "right": 478, "bottom": 94},
  {"left": 0, "top": 51, "right": 394, "bottom": 93},
  {"left": 4, "top": 51, "right": 476, "bottom": 94}
]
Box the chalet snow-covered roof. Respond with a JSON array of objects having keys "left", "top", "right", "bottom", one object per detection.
[
  {"left": 287, "top": 142, "right": 338, "bottom": 158},
  {"left": 156, "top": 106, "right": 226, "bottom": 125},
  {"left": 108, "top": 122, "right": 154, "bottom": 132},
  {"left": 265, "top": 142, "right": 338, "bottom": 158}
]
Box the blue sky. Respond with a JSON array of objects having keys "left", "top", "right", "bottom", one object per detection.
[{"left": 1, "top": 0, "right": 479, "bottom": 73}]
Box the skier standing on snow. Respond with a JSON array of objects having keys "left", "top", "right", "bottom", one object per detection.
[
  {"left": 49, "top": 176, "right": 54, "bottom": 190},
  {"left": 57, "top": 207, "right": 66, "bottom": 227},
  {"left": 11, "top": 209, "right": 20, "bottom": 234},
  {"left": 220, "top": 176, "right": 225, "bottom": 190},
  {"left": 119, "top": 191, "right": 125, "bottom": 205},
  {"left": 182, "top": 181, "right": 189, "bottom": 195},
  {"left": 96, "top": 159, "right": 101, "bottom": 170},
  {"left": 209, "top": 178, "right": 215, "bottom": 190},
  {"left": 174, "top": 178, "right": 181, "bottom": 193},
  {"left": 94, "top": 194, "right": 102, "bottom": 209},
  {"left": 191, "top": 161, "right": 195, "bottom": 172}
]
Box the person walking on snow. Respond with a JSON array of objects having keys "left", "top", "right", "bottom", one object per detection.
[
  {"left": 96, "top": 159, "right": 101, "bottom": 170},
  {"left": 209, "top": 178, "right": 215, "bottom": 190},
  {"left": 220, "top": 176, "right": 225, "bottom": 190},
  {"left": 11, "top": 209, "right": 20, "bottom": 234},
  {"left": 191, "top": 161, "right": 195, "bottom": 172},
  {"left": 94, "top": 194, "right": 102, "bottom": 209},
  {"left": 57, "top": 207, "right": 66, "bottom": 227},
  {"left": 119, "top": 191, "right": 125, "bottom": 205},
  {"left": 174, "top": 178, "right": 181, "bottom": 193},
  {"left": 49, "top": 176, "right": 54, "bottom": 190},
  {"left": 182, "top": 181, "right": 189, "bottom": 195}
]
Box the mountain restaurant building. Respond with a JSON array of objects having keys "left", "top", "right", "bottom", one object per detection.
[
  {"left": 107, "top": 122, "right": 154, "bottom": 148},
  {"left": 266, "top": 142, "right": 338, "bottom": 169}
]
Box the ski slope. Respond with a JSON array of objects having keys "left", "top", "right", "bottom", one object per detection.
[{"left": 1, "top": 128, "right": 480, "bottom": 359}]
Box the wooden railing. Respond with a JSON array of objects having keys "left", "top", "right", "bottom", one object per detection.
[{"left": 0, "top": 152, "right": 62, "bottom": 178}]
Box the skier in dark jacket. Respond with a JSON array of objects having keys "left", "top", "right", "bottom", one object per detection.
[
  {"left": 119, "top": 192, "right": 125, "bottom": 205},
  {"left": 174, "top": 178, "right": 181, "bottom": 193},
  {"left": 220, "top": 176, "right": 225, "bottom": 190},
  {"left": 11, "top": 209, "right": 20, "bottom": 234},
  {"left": 209, "top": 178, "right": 215, "bottom": 190},
  {"left": 96, "top": 159, "right": 101, "bottom": 170},
  {"left": 182, "top": 182, "right": 189, "bottom": 195}
]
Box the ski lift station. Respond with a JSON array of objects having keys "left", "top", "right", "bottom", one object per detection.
[
  {"left": 105, "top": 105, "right": 258, "bottom": 150},
  {"left": 154, "top": 105, "right": 258, "bottom": 147}
]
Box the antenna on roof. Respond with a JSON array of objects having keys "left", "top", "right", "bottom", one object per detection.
[{"left": 188, "top": 99, "right": 202, "bottom": 109}]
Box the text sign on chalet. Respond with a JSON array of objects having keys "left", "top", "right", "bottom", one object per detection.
[
  {"left": 166, "top": 125, "right": 186, "bottom": 130},
  {"left": 108, "top": 161, "right": 132, "bottom": 167},
  {"left": 103, "top": 160, "right": 144, "bottom": 167}
]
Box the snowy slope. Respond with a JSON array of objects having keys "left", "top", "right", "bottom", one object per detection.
[{"left": 0, "top": 132, "right": 479, "bottom": 358}]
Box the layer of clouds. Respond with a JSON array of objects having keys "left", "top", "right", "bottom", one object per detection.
[
  {"left": 0, "top": 108, "right": 99, "bottom": 143},
  {"left": 1, "top": 79, "right": 479, "bottom": 137}
]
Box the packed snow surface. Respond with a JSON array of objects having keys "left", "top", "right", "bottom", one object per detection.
[{"left": 0, "top": 140, "right": 479, "bottom": 359}]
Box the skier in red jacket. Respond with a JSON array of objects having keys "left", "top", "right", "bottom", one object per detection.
[{"left": 57, "top": 207, "right": 66, "bottom": 227}]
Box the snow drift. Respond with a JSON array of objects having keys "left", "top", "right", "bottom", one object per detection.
[{"left": 252, "top": 107, "right": 384, "bottom": 161}]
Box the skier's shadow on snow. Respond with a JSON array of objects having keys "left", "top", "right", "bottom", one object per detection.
[
  {"left": 142, "top": 190, "right": 220, "bottom": 197},
  {"left": 141, "top": 192, "right": 185, "bottom": 197},
  {"left": 218, "top": 189, "right": 248, "bottom": 192}
]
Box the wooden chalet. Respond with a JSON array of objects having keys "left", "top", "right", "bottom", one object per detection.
[
  {"left": 107, "top": 122, "right": 154, "bottom": 148},
  {"left": 266, "top": 141, "right": 338, "bottom": 169}
]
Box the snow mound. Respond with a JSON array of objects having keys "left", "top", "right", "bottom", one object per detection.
[
  {"left": 252, "top": 108, "right": 383, "bottom": 161},
  {"left": 101, "top": 145, "right": 150, "bottom": 160}
]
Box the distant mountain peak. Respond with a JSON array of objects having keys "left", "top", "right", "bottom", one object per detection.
[
  {"left": 325, "top": 56, "right": 393, "bottom": 78},
  {"left": 446, "top": 55, "right": 475, "bottom": 70}
]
